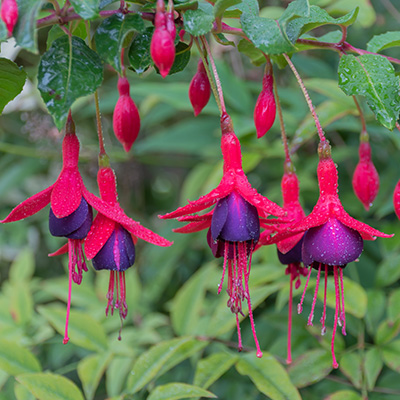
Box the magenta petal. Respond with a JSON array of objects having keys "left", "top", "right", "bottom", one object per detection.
[
  {"left": 1, "top": 184, "right": 54, "bottom": 223},
  {"left": 174, "top": 220, "right": 211, "bottom": 234}
]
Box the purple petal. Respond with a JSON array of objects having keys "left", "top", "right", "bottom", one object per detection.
[
  {"left": 92, "top": 226, "right": 135, "bottom": 271},
  {"left": 277, "top": 236, "right": 303, "bottom": 265},
  {"left": 302, "top": 218, "right": 363, "bottom": 266}
]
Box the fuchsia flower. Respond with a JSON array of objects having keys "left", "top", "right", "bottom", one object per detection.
[
  {"left": 268, "top": 140, "right": 392, "bottom": 368},
  {"left": 394, "top": 179, "right": 400, "bottom": 220},
  {"left": 84, "top": 165, "right": 172, "bottom": 338},
  {"left": 1, "top": 0, "right": 18, "bottom": 36},
  {"left": 113, "top": 76, "right": 141, "bottom": 152},
  {"left": 189, "top": 60, "right": 211, "bottom": 116},
  {"left": 352, "top": 137, "right": 379, "bottom": 211},
  {"left": 161, "top": 113, "right": 285, "bottom": 357}
]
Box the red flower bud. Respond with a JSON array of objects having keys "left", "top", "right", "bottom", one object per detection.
[
  {"left": 394, "top": 179, "right": 400, "bottom": 220},
  {"left": 352, "top": 141, "right": 379, "bottom": 211},
  {"left": 254, "top": 73, "right": 276, "bottom": 139},
  {"left": 189, "top": 60, "right": 211, "bottom": 116},
  {"left": 113, "top": 77, "right": 140, "bottom": 152},
  {"left": 1, "top": 0, "right": 18, "bottom": 36}
]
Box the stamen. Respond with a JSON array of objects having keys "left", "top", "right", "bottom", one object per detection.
[
  {"left": 339, "top": 267, "right": 346, "bottom": 335},
  {"left": 63, "top": 240, "right": 73, "bottom": 344},
  {"left": 298, "top": 266, "right": 312, "bottom": 314},
  {"left": 287, "top": 266, "right": 294, "bottom": 364},
  {"left": 218, "top": 241, "right": 229, "bottom": 294},
  {"left": 320, "top": 265, "right": 328, "bottom": 335},
  {"left": 236, "top": 313, "right": 243, "bottom": 352},
  {"left": 331, "top": 266, "right": 339, "bottom": 369},
  {"left": 307, "top": 263, "right": 321, "bottom": 326},
  {"left": 106, "top": 271, "right": 115, "bottom": 316}
]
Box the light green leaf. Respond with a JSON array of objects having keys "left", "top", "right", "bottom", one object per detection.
[
  {"left": 94, "top": 13, "right": 144, "bottom": 74},
  {"left": 388, "top": 289, "right": 400, "bottom": 324},
  {"left": 288, "top": 349, "right": 332, "bottom": 388},
  {"left": 382, "top": 340, "right": 400, "bottom": 374},
  {"left": 69, "top": 0, "right": 100, "bottom": 20},
  {"left": 376, "top": 252, "right": 400, "bottom": 287},
  {"left": 367, "top": 31, "right": 400, "bottom": 53},
  {"left": 236, "top": 353, "right": 301, "bottom": 400},
  {"left": 183, "top": 2, "right": 214, "bottom": 36},
  {"left": 0, "top": 58, "right": 27, "bottom": 114},
  {"left": 106, "top": 357, "right": 134, "bottom": 397},
  {"left": 37, "top": 306, "right": 108, "bottom": 352},
  {"left": 14, "top": 0, "right": 46, "bottom": 53},
  {"left": 0, "top": 20, "right": 7, "bottom": 42},
  {"left": 14, "top": 382, "right": 35, "bottom": 400},
  {"left": 364, "top": 347, "right": 383, "bottom": 391},
  {"left": 17, "top": 373, "right": 84, "bottom": 400},
  {"left": 325, "top": 391, "right": 363, "bottom": 400},
  {"left": 214, "top": 0, "right": 242, "bottom": 19},
  {"left": 375, "top": 319, "right": 400, "bottom": 345},
  {"left": 338, "top": 54, "right": 400, "bottom": 130},
  {"left": 38, "top": 35, "right": 103, "bottom": 129},
  {"left": 9, "top": 249, "right": 35, "bottom": 283},
  {"left": 327, "top": 0, "right": 375, "bottom": 28},
  {"left": 148, "top": 383, "right": 216, "bottom": 400},
  {"left": 237, "top": 39, "right": 265, "bottom": 66},
  {"left": 365, "top": 289, "right": 386, "bottom": 336},
  {"left": 0, "top": 340, "right": 41, "bottom": 376},
  {"left": 3, "top": 280, "right": 33, "bottom": 325},
  {"left": 339, "top": 352, "right": 362, "bottom": 389},
  {"left": 194, "top": 352, "right": 238, "bottom": 389}
]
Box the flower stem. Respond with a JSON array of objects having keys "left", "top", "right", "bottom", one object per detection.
[
  {"left": 283, "top": 53, "right": 326, "bottom": 142},
  {"left": 353, "top": 96, "right": 367, "bottom": 134}
]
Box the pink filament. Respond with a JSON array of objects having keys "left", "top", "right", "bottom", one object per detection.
[
  {"left": 320, "top": 265, "right": 328, "bottom": 335},
  {"left": 236, "top": 314, "right": 243, "bottom": 352},
  {"left": 339, "top": 267, "right": 346, "bottom": 335},
  {"left": 63, "top": 240, "right": 73, "bottom": 344},
  {"left": 287, "top": 267, "right": 294, "bottom": 364},
  {"left": 331, "top": 266, "right": 339, "bottom": 369},
  {"left": 308, "top": 263, "right": 321, "bottom": 326},
  {"left": 218, "top": 241, "right": 229, "bottom": 294},
  {"left": 298, "top": 266, "right": 312, "bottom": 314}
]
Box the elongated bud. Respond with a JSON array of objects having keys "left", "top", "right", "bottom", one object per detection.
[
  {"left": 189, "top": 60, "right": 211, "bottom": 116},
  {"left": 1, "top": 0, "right": 18, "bottom": 36},
  {"left": 113, "top": 77, "right": 140, "bottom": 152},
  {"left": 254, "top": 71, "right": 276, "bottom": 138},
  {"left": 352, "top": 140, "right": 379, "bottom": 211},
  {"left": 394, "top": 179, "right": 400, "bottom": 220}
]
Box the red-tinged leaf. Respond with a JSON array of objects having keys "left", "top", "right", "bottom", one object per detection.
[
  {"left": 48, "top": 243, "right": 68, "bottom": 257},
  {"left": 84, "top": 214, "right": 116, "bottom": 260},
  {"left": 1, "top": 184, "right": 53, "bottom": 223}
]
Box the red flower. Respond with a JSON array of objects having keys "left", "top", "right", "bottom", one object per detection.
[
  {"left": 160, "top": 113, "right": 285, "bottom": 357},
  {"left": 84, "top": 165, "right": 172, "bottom": 338}
]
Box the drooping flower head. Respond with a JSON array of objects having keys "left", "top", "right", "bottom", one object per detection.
[
  {"left": 85, "top": 164, "right": 172, "bottom": 339},
  {"left": 189, "top": 59, "right": 211, "bottom": 117},
  {"left": 160, "top": 113, "right": 285, "bottom": 357}
]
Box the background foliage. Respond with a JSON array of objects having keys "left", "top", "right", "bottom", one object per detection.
[{"left": 1, "top": 0, "right": 400, "bottom": 399}]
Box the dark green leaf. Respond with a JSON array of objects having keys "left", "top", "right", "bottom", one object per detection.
[
  {"left": 236, "top": 353, "right": 301, "bottom": 400},
  {"left": 382, "top": 340, "right": 400, "bottom": 373},
  {"left": 376, "top": 252, "right": 400, "bottom": 287},
  {"left": 129, "top": 27, "right": 153, "bottom": 74},
  {"left": 94, "top": 13, "right": 145, "bottom": 74},
  {"left": 388, "top": 289, "right": 400, "bottom": 323},
  {"left": 148, "top": 383, "right": 216, "bottom": 400},
  {"left": 365, "top": 289, "right": 386, "bottom": 335},
  {"left": 194, "top": 352, "right": 238, "bottom": 389},
  {"left": 69, "top": 0, "right": 100, "bottom": 20},
  {"left": 338, "top": 54, "right": 400, "bottom": 130},
  {"left": 339, "top": 352, "right": 362, "bottom": 389},
  {"left": 214, "top": 0, "right": 242, "bottom": 19},
  {"left": 364, "top": 347, "right": 383, "bottom": 391},
  {"left": 14, "top": 0, "right": 46, "bottom": 53},
  {"left": 375, "top": 319, "right": 400, "bottom": 345},
  {"left": 175, "top": 1, "right": 199, "bottom": 11},
  {"left": 168, "top": 42, "right": 191, "bottom": 75},
  {"left": 183, "top": 2, "right": 214, "bottom": 36},
  {"left": 288, "top": 349, "right": 332, "bottom": 388},
  {"left": 0, "top": 20, "right": 7, "bottom": 42},
  {"left": 0, "top": 340, "right": 41, "bottom": 376},
  {"left": 17, "top": 373, "right": 84, "bottom": 400},
  {"left": 325, "top": 391, "right": 363, "bottom": 400},
  {"left": 0, "top": 58, "right": 27, "bottom": 114},
  {"left": 367, "top": 31, "right": 400, "bottom": 53},
  {"left": 38, "top": 35, "right": 103, "bottom": 130}
]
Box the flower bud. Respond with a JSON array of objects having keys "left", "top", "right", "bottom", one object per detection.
[
  {"left": 352, "top": 141, "right": 379, "bottom": 211},
  {"left": 1, "top": 0, "right": 18, "bottom": 36},
  {"left": 394, "top": 179, "right": 400, "bottom": 220},
  {"left": 254, "top": 73, "right": 276, "bottom": 138},
  {"left": 189, "top": 60, "right": 211, "bottom": 116},
  {"left": 113, "top": 77, "right": 140, "bottom": 152}
]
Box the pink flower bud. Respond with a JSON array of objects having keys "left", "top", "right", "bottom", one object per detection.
[
  {"left": 189, "top": 60, "right": 211, "bottom": 116},
  {"left": 113, "top": 77, "right": 140, "bottom": 152},
  {"left": 1, "top": 0, "right": 18, "bottom": 36},
  {"left": 254, "top": 73, "right": 276, "bottom": 139},
  {"left": 394, "top": 179, "right": 400, "bottom": 220},
  {"left": 150, "top": 26, "right": 175, "bottom": 78},
  {"left": 352, "top": 141, "right": 379, "bottom": 211},
  {"left": 166, "top": 11, "right": 176, "bottom": 40}
]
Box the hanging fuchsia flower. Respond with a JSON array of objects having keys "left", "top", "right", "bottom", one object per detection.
[
  {"left": 394, "top": 179, "right": 400, "bottom": 220},
  {"left": 189, "top": 60, "right": 211, "bottom": 116},
  {"left": 113, "top": 76, "right": 140, "bottom": 152},
  {"left": 269, "top": 140, "right": 392, "bottom": 368},
  {"left": 1, "top": 0, "right": 18, "bottom": 36},
  {"left": 160, "top": 113, "right": 285, "bottom": 357},
  {"left": 352, "top": 136, "right": 379, "bottom": 211},
  {"left": 85, "top": 165, "right": 172, "bottom": 338}
]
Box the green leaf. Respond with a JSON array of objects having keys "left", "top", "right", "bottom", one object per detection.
[
  {"left": 128, "top": 27, "right": 153, "bottom": 74},
  {"left": 9, "top": 249, "right": 35, "bottom": 283},
  {"left": 375, "top": 319, "right": 400, "bottom": 345},
  {"left": 338, "top": 54, "right": 400, "bottom": 130},
  {"left": 288, "top": 349, "right": 332, "bottom": 388},
  {"left": 38, "top": 35, "right": 103, "bottom": 129},
  {"left": 183, "top": 2, "right": 214, "bottom": 36},
  {"left": 388, "top": 289, "right": 400, "bottom": 323},
  {"left": 364, "top": 347, "right": 383, "bottom": 391},
  {"left": 37, "top": 305, "right": 108, "bottom": 352},
  {"left": 106, "top": 356, "right": 134, "bottom": 397},
  {"left": 46, "top": 23, "right": 87, "bottom": 50},
  {"left": 125, "top": 337, "right": 201, "bottom": 394},
  {"left": 0, "top": 20, "right": 7, "bottom": 42},
  {"left": 339, "top": 352, "right": 362, "bottom": 389},
  {"left": 0, "top": 58, "right": 27, "bottom": 114},
  {"left": 17, "top": 373, "right": 84, "bottom": 400},
  {"left": 367, "top": 32, "right": 400, "bottom": 53},
  {"left": 14, "top": 0, "right": 46, "bottom": 53},
  {"left": 237, "top": 39, "right": 265, "bottom": 66},
  {"left": 94, "top": 13, "right": 144, "bottom": 74},
  {"left": 6, "top": 281, "right": 33, "bottom": 325},
  {"left": 0, "top": 340, "right": 41, "bottom": 376},
  {"left": 168, "top": 42, "right": 191, "bottom": 75},
  {"left": 214, "top": 0, "right": 242, "bottom": 19},
  {"left": 236, "top": 353, "right": 301, "bottom": 400},
  {"left": 148, "top": 383, "right": 216, "bottom": 400},
  {"left": 365, "top": 289, "right": 386, "bottom": 335},
  {"left": 194, "top": 352, "right": 238, "bottom": 389},
  {"left": 14, "top": 383, "right": 35, "bottom": 400},
  {"left": 327, "top": 0, "right": 375, "bottom": 28},
  {"left": 382, "top": 340, "right": 400, "bottom": 373},
  {"left": 325, "top": 391, "right": 363, "bottom": 400},
  {"left": 69, "top": 0, "right": 100, "bottom": 19},
  {"left": 376, "top": 252, "right": 400, "bottom": 287},
  {"left": 77, "top": 353, "right": 112, "bottom": 400}
]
